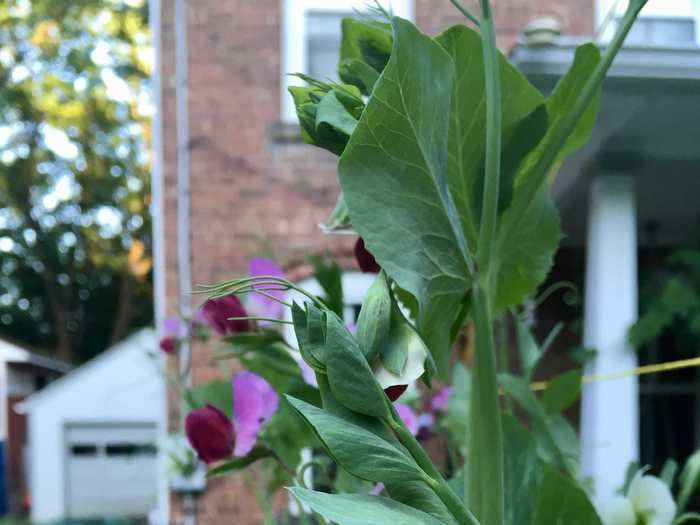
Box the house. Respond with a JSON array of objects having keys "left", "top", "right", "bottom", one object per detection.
[
  {"left": 150, "top": 0, "right": 700, "bottom": 522},
  {"left": 19, "top": 329, "right": 168, "bottom": 523},
  {"left": 0, "top": 338, "right": 70, "bottom": 516}
]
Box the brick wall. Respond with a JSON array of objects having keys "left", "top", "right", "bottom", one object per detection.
[{"left": 159, "top": 0, "right": 593, "bottom": 523}]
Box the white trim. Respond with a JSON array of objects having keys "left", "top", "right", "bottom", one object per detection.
[
  {"left": 281, "top": 0, "right": 413, "bottom": 123},
  {"left": 597, "top": 0, "right": 700, "bottom": 44}
]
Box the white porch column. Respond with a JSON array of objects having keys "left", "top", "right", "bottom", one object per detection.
[{"left": 580, "top": 175, "right": 639, "bottom": 498}]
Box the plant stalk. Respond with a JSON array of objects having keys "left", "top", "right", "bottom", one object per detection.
[
  {"left": 475, "top": 0, "right": 502, "bottom": 278},
  {"left": 386, "top": 415, "right": 479, "bottom": 525},
  {"left": 468, "top": 285, "right": 504, "bottom": 525}
]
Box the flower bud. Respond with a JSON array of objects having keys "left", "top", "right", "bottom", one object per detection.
[
  {"left": 159, "top": 337, "right": 176, "bottom": 354},
  {"left": 185, "top": 404, "right": 234, "bottom": 464},
  {"left": 384, "top": 384, "right": 407, "bottom": 402},
  {"left": 354, "top": 238, "right": 380, "bottom": 273},
  {"left": 201, "top": 296, "right": 251, "bottom": 336}
]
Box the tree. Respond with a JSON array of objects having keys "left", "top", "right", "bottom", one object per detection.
[{"left": 0, "top": 0, "right": 152, "bottom": 363}]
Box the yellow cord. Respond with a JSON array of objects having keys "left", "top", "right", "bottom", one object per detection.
[{"left": 530, "top": 355, "right": 700, "bottom": 392}]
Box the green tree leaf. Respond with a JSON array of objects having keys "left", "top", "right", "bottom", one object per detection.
[
  {"left": 288, "top": 487, "right": 445, "bottom": 525},
  {"left": 339, "top": 17, "right": 471, "bottom": 377},
  {"left": 286, "top": 396, "right": 424, "bottom": 484}
]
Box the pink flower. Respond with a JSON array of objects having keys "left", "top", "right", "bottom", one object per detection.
[
  {"left": 354, "top": 238, "right": 380, "bottom": 273},
  {"left": 185, "top": 404, "right": 234, "bottom": 464},
  {"left": 232, "top": 372, "right": 280, "bottom": 456},
  {"left": 248, "top": 257, "right": 287, "bottom": 320},
  {"left": 201, "top": 296, "right": 251, "bottom": 336},
  {"left": 370, "top": 483, "right": 386, "bottom": 496},
  {"left": 184, "top": 372, "right": 280, "bottom": 464},
  {"left": 395, "top": 403, "right": 419, "bottom": 435},
  {"left": 430, "top": 387, "right": 452, "bottom": 413}
]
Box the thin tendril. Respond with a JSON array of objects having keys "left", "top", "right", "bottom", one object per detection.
[
  {"left": 227, "top": 316, "right": 294, "bottom": 326},
  {"left": 449, "top": 0, "right": 481, "bottom": 27}
]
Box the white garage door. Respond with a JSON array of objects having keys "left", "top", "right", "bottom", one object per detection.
[{"left": 65, "top": 423, "right": 158, "bottom": 519}]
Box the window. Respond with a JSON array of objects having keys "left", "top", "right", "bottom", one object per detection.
[
  {"left": 281, "top": 0, "right": 413, "bottom": 123},
  {"left": 597, "top": 0, "right": 700, "bottom": 46}
]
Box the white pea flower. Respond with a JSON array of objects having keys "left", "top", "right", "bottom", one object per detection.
[{"left": 598, "top": 473, "right": 676, "bottom": 525}]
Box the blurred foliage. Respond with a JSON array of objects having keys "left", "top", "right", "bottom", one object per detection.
[
  {"left": 0, "top": 0, "right": 152, "bottom": 363},
  {"left": 630, "top": 248, "right": 700, "bottom": 351}
]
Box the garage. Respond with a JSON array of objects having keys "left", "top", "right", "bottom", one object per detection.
[
  {"left": 18, "top": 330, "right": 167, "bottom": 524},
  {"left": 65, "top": 423, "right": 158, "bottom": 519}
]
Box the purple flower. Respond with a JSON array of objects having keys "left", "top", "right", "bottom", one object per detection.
[
  {"left": 185, "top": 404, "right": 234, "bottom": 464},
  {"left": 163, "top": 317, "right": 187, "bottom": 338},
  {"left": 248, "top": 257, "right": 287, "bottom": 320},
  {"left": 233, "top": 372, "right": 279, "bottom": 456},
  {"left": 354, "top": 238, "right": 381, "bottom": 273},
  {"left": 201, "top": 296, "right": 251, "bottom": 336},
  {"left": 370, "top": 483, "right": 385, "bottom": 496},
  {"left": 395, "top": 403, "right": 419, "bottom": 435},
  {"left": 184, "top": 372, "right": 279, "bottom": 464},
  {"left": 430, "top": 387, "right": 452, "bottom": 413}
]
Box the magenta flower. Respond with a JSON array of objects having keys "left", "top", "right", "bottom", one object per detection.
[
  {"left": 184, "top": 372, "right": 279, "bottom": 464},
  {"left": 354, "top": 238, "right": 381, "bottom": 273},
  {"left": 395, "top": 403, "right": 419, "bottom": 435},
  {"left": 233, "top": 372, "right": 280, "bottom": 456},
  {"left": 430, "top": 387, "right": 452, "bottom": 413},
  {"left": 201, "top": 296, "right": 251, "bottom": 336},
  {"left": 159, "top": 337, "right": 176, "bottom": 354},
  {"left": 185, "top": 404, "right": 234, "bottom": 464},
  {"left": 248, "top": 257, "right": 287, "bottom": 320}
]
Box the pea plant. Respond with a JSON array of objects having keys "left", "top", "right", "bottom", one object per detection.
[{"left": 179, "top": 0, "right": 700, "bottom": 523}]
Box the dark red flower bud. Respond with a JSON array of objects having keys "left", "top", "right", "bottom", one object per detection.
[
  {"left": 354, "top": 238, "right": 381, "bottom": 273},
  {"left": 159, "top": 336, "right": 176, "bottom": 354},
  {"left": 201, "top": 296, "right": 251, "bottom": 336},
  {"left": 185, "top": 404, "right": 235, "bottom": 464},
  {"left": 384, "top": 384, "right": 408, "bottom": 402}
]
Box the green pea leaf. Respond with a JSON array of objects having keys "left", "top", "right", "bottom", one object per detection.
[
  {"left": 288, "top": 487, "right": 445, "bottom": 525},
  {"left": 503, "top": 415, "right": 541, "bottom": 525},
  {"left": 309, "top": 255, "right": 344, "bottom": 318},
  {"left": 532, "top": 467, "right": 602, "bottom": 525},
  {"left": 206, "top": 447, "right": 273, "bottom": 478},
  {"left": 542, "top": 369, "right": 582, "bottom": 414},
  {"left": 338, "top": 17, "right": 392, "bottom": 95},
  {"left": 339, "top": 17, "right": 470, "bottom": 378},
  {"left": 435, "top": 24, "right": 544, "bottom": 250},
  {"left": 324, "top": 310, "right": 388, "bottom": 419},
  {"left": 286, "top": 396, "right": 424, "bottom": 484}
]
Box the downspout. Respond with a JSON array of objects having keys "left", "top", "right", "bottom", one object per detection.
[
  {"left": 174, "top": 1, "right": 196, "bottom": 525},
  {"left": 149, "top": 0, "right": 170, "bottom": 523}
]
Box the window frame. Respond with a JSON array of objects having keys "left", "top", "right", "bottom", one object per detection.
[
  {"left": 596, "top": 0, "right": 700, "bottom": 45},
  {"left": 281, "top": 0, "right": 414, "bottom": 124}
]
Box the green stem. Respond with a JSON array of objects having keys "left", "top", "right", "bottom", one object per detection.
[
  {"left": 386, "top": 415, "right": 479, "bottom": 525},
  {"left": 448, "top": 0, "right": 481, "bottom": 27},
  {"left": 468, "top": 285, "right": 504, "bottom": 525},
  {"left": 499, "top": 0, "right": 648, "bottom": 243},
  {"left": 475, "top": 0, "right": 502, "bottom": 278}
]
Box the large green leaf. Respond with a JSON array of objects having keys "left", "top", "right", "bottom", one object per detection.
[
  {"left": 494, "top": 44, "right": 601, "bottom": 310},
  {"left": 435, "top": 24, "right": 545, "bottom": 249},
  {"left": 384, "top": 480, "right": 458, "bottom": 525},
  {"left": 532, "top": 467, "right": 602, "bottom": 525},
  {"left": 339, "top": 17, "right": 470, "bottom": 377},
  {"left": 288, "top": 487, "right": 445, "bottom": 525},
  {"left": 286, "top": 396, "right": 424, "bottom": 484}
]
